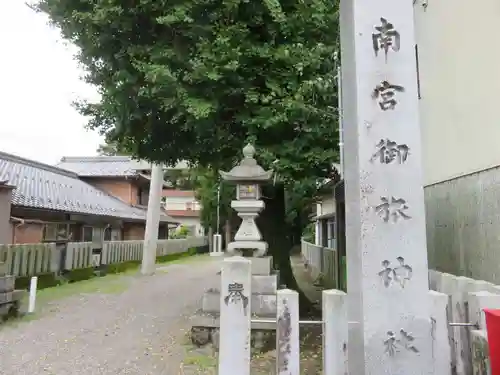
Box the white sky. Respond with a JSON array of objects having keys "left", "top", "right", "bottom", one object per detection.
[{"left": 0, "top": 0, "right": 104, "bottom": 165}]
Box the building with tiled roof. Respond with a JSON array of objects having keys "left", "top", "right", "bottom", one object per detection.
[
  {"left": 57, "top": 156, "right": 188, "bottom": 177},
  {"left": 0, "top": 152, "right": 177, "bottom": 245}
]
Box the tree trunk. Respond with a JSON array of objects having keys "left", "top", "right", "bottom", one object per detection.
[
  {"left": 258, "top": 184, "right": 317, "bottom": 317},
  {"left": 224, "top": 219, "right": 231, "bottom": 249},
  {"left": 208, "top": 227, "right": 213, "bottom": 252}
]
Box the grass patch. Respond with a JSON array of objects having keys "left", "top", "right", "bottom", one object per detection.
[
  {"left": 15, "top": 247, "right": 202, "bottom": 292},
  {"left": 5, "top": 247, "right": 207, "bottom": 326},
  {"left": 181, "top": 342, "right": 217, "bottom": 374}
]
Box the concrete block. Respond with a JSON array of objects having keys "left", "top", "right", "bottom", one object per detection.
[
  {"left": 250, "top": 256, "right": 272, "bottom": 275},
  {"left": 202, "top": 290, "right": 277, "bottom": 316},
  {"left": 0, "top": 262, "right": 7, "bottom": 276},
  {"left": 252, "top": 274, "right": 277, "bottom": 294},
  {"left": 0, "top": 291, "right": 13, "bottom": 304},
  {"left": 0, "top": 275, "right": 15, "bottom": 293}
]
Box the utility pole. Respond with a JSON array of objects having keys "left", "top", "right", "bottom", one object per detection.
[{"left": 141, "top": 163, "right": 164, "bottom": 275}]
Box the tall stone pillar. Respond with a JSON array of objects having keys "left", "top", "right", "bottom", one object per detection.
[{"left": 340, "top": 1, "right": 433, "bottom": 374}]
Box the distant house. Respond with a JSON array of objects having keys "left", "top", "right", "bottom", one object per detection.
[
  {"left": 314, "top": 179, "right": 336, "bottom": 250},
  {"left": 0, "top": 152, "right": 177, "bottom": 245},
  {"left": 162, "top": 189, "right": 204, "bottom": 236}
]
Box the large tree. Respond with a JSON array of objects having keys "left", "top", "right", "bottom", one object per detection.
[{"left": 35, "top": 0, "right": 340, "bottom": 311}]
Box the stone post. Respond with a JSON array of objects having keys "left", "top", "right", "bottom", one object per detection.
[
  {"left": 276, "top": 289, "right": 300, "bottom": 375},
  {"left": 323, "top": 289, "right": 348, "bottom": 375},
  {"left": 218, "top": 256, "right": 252, "bottom": 375},
  {"left": 429, "top": 290, "right": 451, "bottom": 375},
  {"left": 340, "top": 0, "right": 433, "bottom": 373}
]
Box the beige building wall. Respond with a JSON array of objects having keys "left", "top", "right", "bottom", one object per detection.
[
  {"left": 415, "top": 0, "right": 500, "bottom": 186},
  {"left": 415, "top": 0, "right": 500, "bottom": 283}
]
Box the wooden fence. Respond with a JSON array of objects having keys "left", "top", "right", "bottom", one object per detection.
[
  {"left": 0, "top": 243, "right": 57, "bottom": 277},
  {"left": 0, "top": 236, "right": 208, "bottom": 277},
  {"left": 301, "top": 240, "right": 338, "bottom": 289}
]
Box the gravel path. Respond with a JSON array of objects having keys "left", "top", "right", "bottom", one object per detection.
[{"left": 0, "top": 257, "right": 222, "bottom": 375}]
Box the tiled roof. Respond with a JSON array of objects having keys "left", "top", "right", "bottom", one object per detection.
[
  {"left": 57, "top": 156, "right": 147, "bottom": 177},
  {"left": 57, "top": 156, "right": 189, "bottom": 177},
  {"left": 0, "top": 152, "right": 177, "bottom": 223}
]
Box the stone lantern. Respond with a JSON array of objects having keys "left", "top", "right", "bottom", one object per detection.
[
  {"left": 220, "top": 144, "right": 273, "bottom": 257},
  {"left": 191, "top": 144, "right": 278, "bottom": 344}
]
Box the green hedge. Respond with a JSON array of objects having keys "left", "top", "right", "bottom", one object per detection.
[{"left": 15, "top": 246, "right": 201, "bottom": 291}]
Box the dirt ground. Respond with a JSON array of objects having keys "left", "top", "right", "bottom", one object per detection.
[{"left": 180, "top": 325, "right": 323, "bottom": 375}]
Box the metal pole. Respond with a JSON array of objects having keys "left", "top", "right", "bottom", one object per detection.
[
  {"left": 335, "top": 50, "right": 344, "bottom": 178},
  {"left": 141, "top": 163, "right": 164, "bottom": 275},
  {"left": 216, "top": 184, "right": 221, "bottom": 235}
]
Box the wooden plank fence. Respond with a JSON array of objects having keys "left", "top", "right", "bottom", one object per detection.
[
  {"left": 65, "top": 242, "right": 94, "bottom": 270},
  {"left": 0, "top": 243, "right": 56, "bottom": 277},
  {"left": 0, "top": 237, "right": 208, "bottom": 276},
  {"left": 301, "top": 240, "right": 338, "bottom": 289}
]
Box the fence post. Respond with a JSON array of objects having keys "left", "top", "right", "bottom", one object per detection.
[
  {"left": 468, "top": 291, "right": 500, "bottom": 375},
  {"left": 276, "top": 289, "right": 300, "bottom": 375},
  {"left": 322, "top": 289, "right": 348, "bottom": 375},
  {"left": 219, "top": 256, "right": 252, "bottom": 375},
  {"left": 429, "top": 290, "right": 451, "bottom": 375},
  {"left": 439, "top": 273, "right": 457, "bottom": 373}
]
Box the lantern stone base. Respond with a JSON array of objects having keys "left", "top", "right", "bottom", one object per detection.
[
  {"left": 191, "top": 256, "right": 279, "bottom": 347},
  {"left": 227, "top": 241, "right": 268, "bottom": 257}
]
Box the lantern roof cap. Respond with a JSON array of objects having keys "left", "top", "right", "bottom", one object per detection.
[{"left": 219, "top": 144, "right": 273, "bottom": 183}]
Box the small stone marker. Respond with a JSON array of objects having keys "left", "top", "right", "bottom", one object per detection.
[
  {"left": 340, "top": 0, "right": 433, "bottom": 373},
  {"left": 218, "top": 256, "right": 252, "bottom": 375},
  {"left": 429, "top": 290, "right": 451, "bottom": 375},
  {"left": 323, "top": 289, "right": 348, "bottom": 375},
  {"left": 276, "top": 289, "right": 299, "bottom": 375}
]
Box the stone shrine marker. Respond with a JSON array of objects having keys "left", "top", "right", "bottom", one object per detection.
[{"left": 340, "top": 0, "right": 433, "bottom": 374}]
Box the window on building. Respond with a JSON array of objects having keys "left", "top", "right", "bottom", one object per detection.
[
  {"left": 82, "top": 226, "right": 93, "bottom": 242},
  {"left": 43, "top": 224, "right": 58, "bottom": 241},
  {"left": 111, "top": 228, "right": 121, "bottom": 241},
  {"left": 103, "top": 227, "right": 112, "bottom": 241},
  {"left": 327, "top": 217, "right": 336, "bottom": 249},
  {"left": 43, "top": 223, "right": 70, "bottom": 241}
]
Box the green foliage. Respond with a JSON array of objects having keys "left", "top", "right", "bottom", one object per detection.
[
  {"left": 164, "top": 169, "right": 196, "bottom": 190},
  {"left": 190, "top": 167, "right": 234, "bottom": 232},
  {"left": 170, "top": 224, "right": 191, "bottom": 239},
  {"left": 35, "top": 0, "right": 340, "bottom": 234},
  {"left": 302, "top": 222, "right": 315, "bottom": 243}
]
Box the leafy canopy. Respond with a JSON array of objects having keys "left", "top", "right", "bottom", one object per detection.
[{"left": 36, "top": 0, "right": 340, "bottom": 184}]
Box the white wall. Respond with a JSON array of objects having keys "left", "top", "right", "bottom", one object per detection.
[
  {"left": 415, "top": 0, "right": 500, "bottom": 185},
  {"left": 316, "top": 196, "right": 335, "bottom": 217},
  {"left": 163, "top": 196, "right": 201, "bottom": 211}
]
